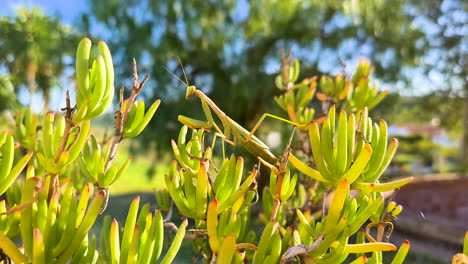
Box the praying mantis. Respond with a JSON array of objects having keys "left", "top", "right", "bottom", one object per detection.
[{"left": 166, "top": 61, "right": 305, "bottom": 166}]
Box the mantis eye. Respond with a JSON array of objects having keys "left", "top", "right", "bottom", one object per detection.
[{"left": 186, "top": 86, "right": 197, "bottom": 98}]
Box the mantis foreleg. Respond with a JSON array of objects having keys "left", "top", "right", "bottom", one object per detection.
[
  {"left": 178, "top": 101, "right": 223, "bottom": 134},
  {"left": 201, "top": 101, "right": 224, "bottom": 136}
]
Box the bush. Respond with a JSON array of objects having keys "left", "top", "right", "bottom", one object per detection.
[{"left": 0, "top": 38, "right": 460, "bottom": 264}]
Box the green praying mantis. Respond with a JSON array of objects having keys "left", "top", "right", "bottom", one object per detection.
[{"left": 165, "top": 60, "right": 305, "bottom": 166}]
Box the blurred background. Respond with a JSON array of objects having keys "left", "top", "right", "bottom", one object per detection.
[{"left": 0, "top": 0, "right": 466, "bottom": 263}]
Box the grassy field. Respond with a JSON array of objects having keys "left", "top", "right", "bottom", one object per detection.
[{"left": 106, "top": 141, "right": 169, "bottom": 194}]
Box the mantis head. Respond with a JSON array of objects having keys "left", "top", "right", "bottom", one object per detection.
[{"left": 186, "top": 85, "right": 197, "bottom": 99}]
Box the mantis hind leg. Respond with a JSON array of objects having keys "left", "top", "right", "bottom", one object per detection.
[{"left": 246, "top": 113, "right": 307, "bottom": 142}]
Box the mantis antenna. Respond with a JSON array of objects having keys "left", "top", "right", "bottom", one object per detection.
[
  {"left": 163, "top": 65, "right": 187, "bottom": 88},
  {"left": 177, "top": 56, "right": 190, "bottom": 87},
  {"left": 163, "top": 57, "right": 192, "bottom": 88},
  {"left": 162, "top": 56, "right": 191, "bottom": 88}
]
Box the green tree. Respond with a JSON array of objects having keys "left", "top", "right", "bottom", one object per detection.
[
  {"left": 0, "top": 75, "right": 18, "bottom": 113},
  {"left": 367, "top": 0, "right": 467, "bottom": 170},
  {"left": 409, "top": 0, "right": 467, "bottom": 169},
  {"left": 81, "top": 0, "right": 429, "bottom": 150},
  {"left": 0, "top": 7, "right": 78, "bottom": 111}
]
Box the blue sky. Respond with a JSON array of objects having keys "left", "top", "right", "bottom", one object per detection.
[{"left": 0, "top": 0, "right": 86, "bottom": 24}]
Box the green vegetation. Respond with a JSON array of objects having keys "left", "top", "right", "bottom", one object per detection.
[
  {"left": 0, "top": 38, "right": 421, "bottom": 263},
  {"left": 0, "top": 1, "right": 466, "bottom": 263},
  {"left": 79, "top": 0, "right": 467, "bottom": 169},
  {"left": 0, "top": 8, "right": 78, "bottom": 111}
]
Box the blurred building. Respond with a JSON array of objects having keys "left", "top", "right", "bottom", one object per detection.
[{"left": 387, "top": 121, "right": 458, "bottom": 175}]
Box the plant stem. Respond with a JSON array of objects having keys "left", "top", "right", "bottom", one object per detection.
[
  {"left": 280, "top": 235, "right": 324, "bottom": 263},
  {"left": 377, "top": 225, "right": 385, "bottom": 242},
  {"left": 54, "top": 91, "right": 74, "bottom": 163},
  {"left": 270, "top": 191, "right": 282, "bottom": 222},
  {"left": 49, "top": 91, "right": 75, "bottom": 199},
  {"left": 104, "top": 59, "right": 149, "bottom": 171},
  {"left": 236, "top": 243, "right": 257, "bottom": 251},
  {"left": 270, "top": 128, "right": 295, "bottom": 221}
]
